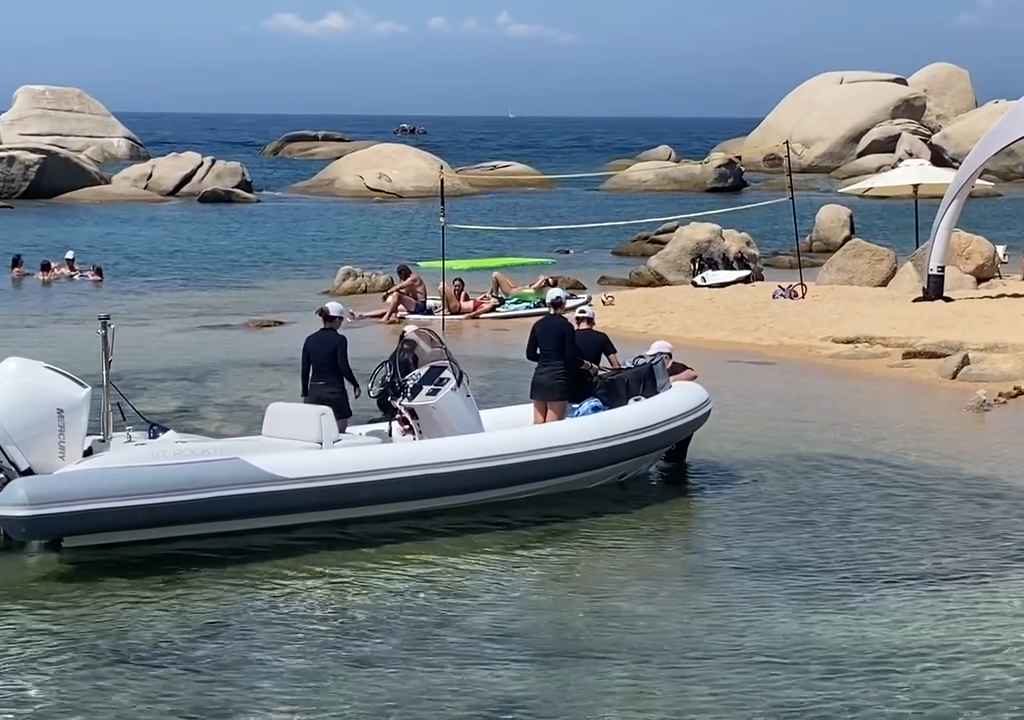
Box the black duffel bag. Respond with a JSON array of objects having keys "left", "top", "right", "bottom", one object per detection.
[{"left": 594, "top": 358, "right": 664, "bottom": 409}]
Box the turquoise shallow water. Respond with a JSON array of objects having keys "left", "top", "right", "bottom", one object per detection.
[{"left": 3, "top": 115, "right": 1024, "bottom": 717}]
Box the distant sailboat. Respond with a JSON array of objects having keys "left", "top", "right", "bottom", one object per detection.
[{"left": 507, "top": 108, "right": 516, "bottom": 119}]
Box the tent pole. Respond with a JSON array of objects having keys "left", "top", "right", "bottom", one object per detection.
[
  {"left": 784, "top": 140, "right": 806, "bottom": 297},
  {"left": 913, "top": 184, "right": 920, "bottom": 249},
  {"left": 439, "top": 166, "right": 447, "bottom": 336}
]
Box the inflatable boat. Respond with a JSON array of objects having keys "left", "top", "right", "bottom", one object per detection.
[{"left": 0, "top": 317, "right": 711, "bottom": 548}]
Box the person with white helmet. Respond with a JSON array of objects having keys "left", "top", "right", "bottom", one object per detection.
[
  {"left": 571, "top": 305, "right": 621, "bottom": 401},
  {"left": 56, "top": 250, "right": 80, "bottom": 279},
  {"left": 645, "top": 340, "right": 698, "bottom": 382},
  {"left": 525, "top": 287, "right": 578, "bottom": 424},
  {"left": 301, "top": 301, "right": 362, "bottom": 431}
]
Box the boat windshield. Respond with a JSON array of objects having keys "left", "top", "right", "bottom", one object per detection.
[{"left": 397, "top": 328, "right": 466, "bottom": 384}]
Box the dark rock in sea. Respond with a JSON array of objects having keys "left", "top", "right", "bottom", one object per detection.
[
  {"left": 902, "top": 346, "right": 956, "bottom": 360},
  {"left": 550, "top": 275, "right": 587, "bottom": 290},
  {"left": 197, "top": 187, "right": 261, "bottom": 204},
  {"left": 763, "top": 254, "right": 826, "bottom": 269},
  {"left": 244, "top": 319, "right": 289, "bottom": 329}
]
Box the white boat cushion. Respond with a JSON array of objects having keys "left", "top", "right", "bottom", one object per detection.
[{"left": 261, "top": 402, "right": 339, "bottom": 448}]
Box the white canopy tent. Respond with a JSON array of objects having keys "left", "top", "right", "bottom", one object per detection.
[
  {"left": 920, "top": 99, "right": 1024, "bottom": 300},
  {"left": 838, "top": 159, "right": 993, "bottom": 249}
]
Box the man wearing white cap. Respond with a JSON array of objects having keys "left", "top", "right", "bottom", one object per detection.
[
  {"left": 571, "top": 305, "right": 620, "bottom": 401},
  {"left": 646, "top": 340, "right": 698, "bottom": 382},
  {"left": 301, "top": 301, "right": 361, "bottom": 431},
  {"left": 57, "top": 250, "right": 80, "bottom": 279}
]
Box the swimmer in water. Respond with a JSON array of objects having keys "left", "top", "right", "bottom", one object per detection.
[
  {"left": 36, "top": 260, "right": 56, "bottom": 283},
  {"left": 9, "top": 254, "right": 27, "bottom": 279}
]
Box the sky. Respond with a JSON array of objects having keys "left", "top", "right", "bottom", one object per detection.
[{"left": 3, "top": 0, "right": 1024, "bottom": 116}]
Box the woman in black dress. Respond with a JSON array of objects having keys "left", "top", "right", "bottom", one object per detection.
[
  {"left": 301, "top": 301, "right": 361, "bottom": 431},
  {"left": 526, "top": 288, "right": 577, "bottom": 424}
]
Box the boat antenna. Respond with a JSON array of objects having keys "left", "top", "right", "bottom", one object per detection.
[
  {"left": 96, "top": 313, "right": 115, "bottom": 443},
  {"left": 439, "top": 166, "right": 447, "bottom": 336},
  {"left": 784, "top": 140, "right": 807, "bottom": 299}
]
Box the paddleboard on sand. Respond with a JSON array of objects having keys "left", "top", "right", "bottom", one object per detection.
[
  {"left": 405, "top": 295, "right": 592, "bottom": 321},
  {"left": 417, "top": 257, "right": 555, "bottom": 271},
  {"left": 691, "top": 269, "right": 752, "bottom": 288}
]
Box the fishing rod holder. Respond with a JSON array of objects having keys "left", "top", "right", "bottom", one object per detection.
[{"left": 96, "top": 313, "right": 116, "bottom": 443}]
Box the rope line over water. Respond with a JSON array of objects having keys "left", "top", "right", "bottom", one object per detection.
[{"left": 447, "top": 197, "right": 789, "bottom": 232}]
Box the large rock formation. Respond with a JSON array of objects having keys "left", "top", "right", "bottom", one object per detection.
[
  {"left": 327, "top": 266, "right": 395, "bottom": 296},
  {"left": 908, "top": 62, "right": 977, "bottom": 132},
  {"left": 710, "top": 136, "right": 746, "bottom": 157},
  {"left": 606, "top": 144, "right": 679, "bottom": 170},
  {"left": 112, "top": 151, "right": 252, "bottom": 197},
  {"left": 261, "top": 131, "right": 377, "bottom": 160},
  {"left": 888, "top": 260, "right": 977, "bottom": 295},
  {"left": 931, "top": 101, "right": 1024, "bottom": 180},
  {"left": 53, "top": 185, "right": 169, "bottom": 203},
  {"left": 646, "top": 222, "right": 762, "bottom": 284},
  {"left": 0, "top": 85, "right": 148, "bottom": 164},
  {"left": 854, "top": 119, "right": 932, "bottom": 158},
  {"left": 455, "top": 160, "right": 552, "bottom": 189},
  {"left": 831, "top": 153, "right": 895, "bottom": 180},
  {"left": 742, "top": 71, "right": 926, "bottom": 173},
  {"left": 804, "top": 204, "right": 854, "bottom": 253},
  {"left": 815, "top": 238, "right": 897, "bottom": 286},
  {"left": 0, "top": 143, "right": 108, "bottom": 199},
  {"left": 291, "top": 143, "right": 474, "bottom": 199},
  {"left": 893, "top": 132, "right": 932, "bottom": 163},
  {"left": 601, "top": 153, "right": 746, "bottom": 192},
  {"left": 910, "top": 229, "right": 998, "bottom": 282}
]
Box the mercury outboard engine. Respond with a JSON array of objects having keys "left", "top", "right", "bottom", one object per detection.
[
  {"left": 369, "top": 328, "right": 483, "bottom": 440},
  {"left": 0, "top": 357, "right": 92, "bottom": 479}
]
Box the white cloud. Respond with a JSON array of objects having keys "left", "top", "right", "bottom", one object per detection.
[
  {"left": 427, "top": 16, "right": 450, "bottom": 31},
  {"left": 263, "top": 11, "right": 352, "bottom": 36},
  {"left": 494, "top": 9, "right": 577, "bottom": 44},
  {"left": 263, "top": 9, "right": 407, "bottom": 37}
]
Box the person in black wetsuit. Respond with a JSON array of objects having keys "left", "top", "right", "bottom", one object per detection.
[
  {"left": 571, "top": 305, "right": 621, "bottom": 401},
  {"left": 301, "top": 301, "right": 362, "bottom": 432},
  {"left": 526, "top": 287, "right": 577, "bottom": 424}
]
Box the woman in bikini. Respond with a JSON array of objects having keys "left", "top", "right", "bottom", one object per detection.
[{"left": 439, "top": 280, "right": 500, "bottom": 319}]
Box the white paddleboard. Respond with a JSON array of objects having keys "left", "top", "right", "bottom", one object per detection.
[
  {"left": 691, "top": 270, "right": 752, "bottom": 288},
  {"left": 405, "top": 295, "right": 592, "bottom": 321}
]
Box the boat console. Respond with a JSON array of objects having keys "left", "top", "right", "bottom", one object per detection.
[{"left": 369, "top": 327, "right": 484, "bottom": 440}]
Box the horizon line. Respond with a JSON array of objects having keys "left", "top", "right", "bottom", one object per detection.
[{"left": 111, "top": 110, "right": 764, "bottom": 121}]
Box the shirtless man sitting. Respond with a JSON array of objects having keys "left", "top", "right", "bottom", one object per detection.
[
  {"left": 438, "top": 278, "right": 500, "bottom": 319},
  {"left": 359, "top": 264, "right": 430, "bottom": 323}
]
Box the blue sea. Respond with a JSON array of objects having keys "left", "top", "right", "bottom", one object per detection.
[
  {"left": 5, "top": 113, "right": 1022, "bottom": 303},
  {"left": 5, "top": 115, "right": 1024, "bottom": 718}
]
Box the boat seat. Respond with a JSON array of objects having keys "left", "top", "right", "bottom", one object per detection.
[{"left": 261, "top": 402, "right": 339, "bottom": 449}]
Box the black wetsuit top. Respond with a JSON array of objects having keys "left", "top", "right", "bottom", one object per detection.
[
  {"left": 526, "top": 314, "right": 577, "bottom": 368},
  {"left": 301, "top": 328, "right": 358, "bottom": 396},
  {"left": 574, "top": 328, "right": 618, "bottom": 366}
]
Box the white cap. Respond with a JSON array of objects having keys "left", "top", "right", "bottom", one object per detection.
[
  {"left": 574, "top": 305, "right": 595, "bottom": 320},
  {"left": 323, "top": 301, "right": 346, "bottom": 318},
  {"left": 647, "top": 340, "right": 674, "bottom": 355},
  {"left": 64, "top": 250, "right": 75, "bottom": 260},
  {"left": 545, "top": 287, "right": 567, "bottom": 305},
  {"left": 402, "top": 324, "right": 420, "bottom": 334}
]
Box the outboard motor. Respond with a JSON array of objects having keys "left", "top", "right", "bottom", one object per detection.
[
  {"left": 0, "top": 357, "right": 92, "bottom": 477},
  {"left": 369, "top": 328, "right": 483, "bottom": 440}
]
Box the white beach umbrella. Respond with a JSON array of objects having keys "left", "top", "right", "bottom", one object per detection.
[{"left": 838, "top": 159, "right": 994, "bottom": 248}]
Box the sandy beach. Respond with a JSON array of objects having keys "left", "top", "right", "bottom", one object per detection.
[{"left": 597, "top": 277, "right": 1024, "bottom": 388}]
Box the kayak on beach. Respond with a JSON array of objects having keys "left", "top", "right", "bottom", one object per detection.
[{"left": 417, "top": 257, "right": 556, "bottom": 271}]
